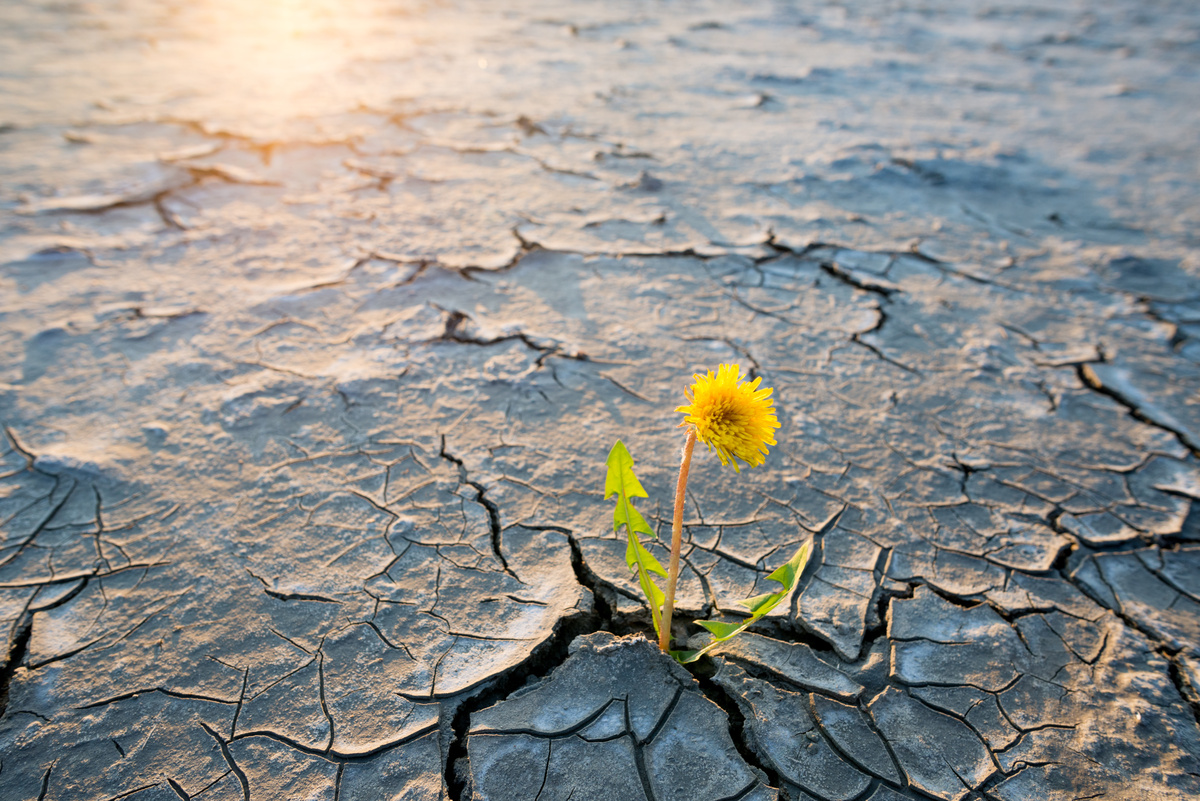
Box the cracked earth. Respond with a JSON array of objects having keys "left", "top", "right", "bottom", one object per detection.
[{"left": 2, "top": 0, "right": 1200, "bottom": 799}]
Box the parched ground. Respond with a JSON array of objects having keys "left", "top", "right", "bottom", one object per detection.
[{"left": 2, "top": 1, "right": 1200, "bottom": 799}]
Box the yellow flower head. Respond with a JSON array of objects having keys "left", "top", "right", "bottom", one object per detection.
[{"left": 676, "top": 363, "right": 780, "bottom": 472}]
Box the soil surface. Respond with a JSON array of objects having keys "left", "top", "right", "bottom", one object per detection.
[{"left": 2, "top": 1, "right": 1200, "bottom": 799}]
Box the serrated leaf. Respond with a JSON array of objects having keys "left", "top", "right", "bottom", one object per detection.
[
  {"left": 606, "top": 441, "right": 656, "bottom": 538},
  {"left": 620, "top": 502, "right": 655, "bottom": 539},
  {"left": 636, "top": 556, "right": 666, "bottom": 610},
  {"left": 626, "top": 534, "right": 669, "bottom": 578},
  {"left": 604, "top": 440, "right": 664, "bottom": 639}
]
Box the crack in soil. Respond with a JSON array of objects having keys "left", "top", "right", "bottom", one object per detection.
[
  {"left": 441, "top": 596, "right": 603, "bottom": 801},
  {"left": 1076, "top": 362, "right": 1200, "bottom": 459},
  {"left": 438, "top": 436, "right": 517, "bottom": 580},
  {"left": 0, "top": 613, "right": 33, "bottom": 717},
  {"left": 686, "top": 658, "right": 787, "bottom": 797}
]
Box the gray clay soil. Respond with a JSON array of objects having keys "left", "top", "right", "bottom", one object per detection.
[{"left": 2, "top": 1, "right": 1200, "bottom": 799}]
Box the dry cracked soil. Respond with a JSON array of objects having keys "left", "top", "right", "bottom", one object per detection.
[{"left": 2, "top": 0, "right": 1200, "bottom": 799}]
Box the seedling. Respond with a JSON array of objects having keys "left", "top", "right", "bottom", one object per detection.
[{"left": 604, "top": 364, "right": 811, "bottom": 663}]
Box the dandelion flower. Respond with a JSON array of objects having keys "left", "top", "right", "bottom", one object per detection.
[{"left": 676, "top": 363, "right": 779, "bottom": 471}]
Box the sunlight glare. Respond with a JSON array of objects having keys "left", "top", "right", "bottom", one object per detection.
[{"left": 181, "top": 0, "right": 379, "bottom": 128}]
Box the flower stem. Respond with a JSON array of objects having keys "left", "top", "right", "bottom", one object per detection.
[{"left": 659, "top": 428, "right": 697, "bottom": 651}]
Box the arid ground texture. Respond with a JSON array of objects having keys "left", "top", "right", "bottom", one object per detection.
[{"left": 2, "top": 1, "right": 1200, "bottom": 799}]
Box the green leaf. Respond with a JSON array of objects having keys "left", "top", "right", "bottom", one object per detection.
[
  {"left": 626, "top": 534, "right": 669, "bottom": 579},
  {"left": 670, "top": 648, "right": 701, "bottom": 663},
  {"left": 634, "top": 548, "right": 666, "bottom": 610},
  {"left": 605, "top": 441, "right": 655, "bottom": 539},
  {"left": 739, "top": 591, "right": 778, "bottom": 616},
  {"left": 735, "top": 540, "right": 812, "bottom": 614},
  {"left": 672, "top": 539, "right": 813, "bottom": 665},
  {"left": 605, "top": 440, "right": 664, "bottom": 638},
  {"left": 764, "top": 540, "right": 812, "bottom": 589},
  {"left": 697, "top": 620, "right": 747, "bottom": 640}
]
